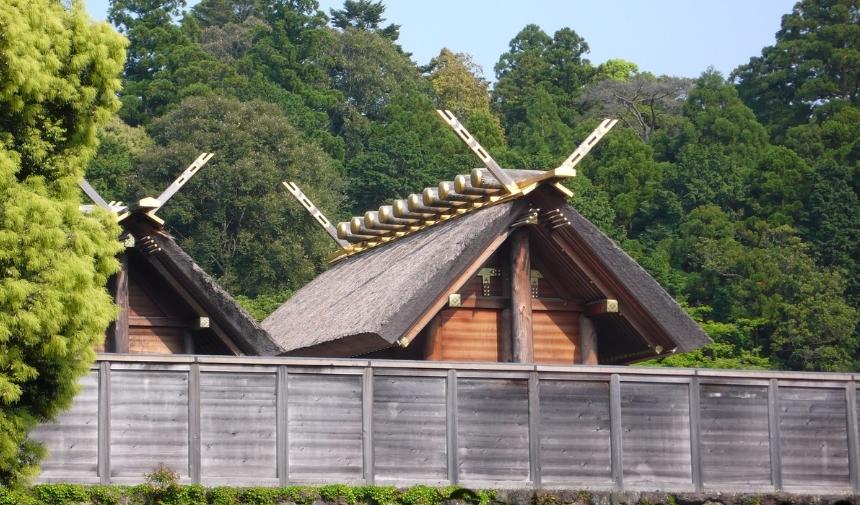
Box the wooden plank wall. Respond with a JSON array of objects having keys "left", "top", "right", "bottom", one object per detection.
[{"left": 30, "top": 357, "right": 860, "bottom": 494}]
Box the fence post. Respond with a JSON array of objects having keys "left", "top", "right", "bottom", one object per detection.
[
  {"left": 188, "top": 362, "right": 201, "bottom": 483},
  {"left": 362, "top": 367, "right": 374, "bottom": 485},
  {"left": 768, "top": 378, "right": 782, "bottom": 491},
  {"left": 447, "top": 369, "right": 459, "bottom": 485},
  {"left": 609, "top": 374, "right": 623, "bottom": 491},
  {"left": 277, "top": 366, "right": 289, "bottom": 486},
  {"left": 846, "top": 381, "right": 858, "bottom": 494},
  {"left": 689, "top": 376, "right": 703, "bottom": 492},
  {"left": 97, "top": 361, "right": 111, "bottom": 484},
  {"left": 528, "top": 371, "right": 541, "bottom": 487}
]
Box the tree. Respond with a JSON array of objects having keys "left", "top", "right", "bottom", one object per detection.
[
  {"left": 593, "top": 58, "right": 638, "bottom": 81},
  {"left": 323, "top": 27, "right": 422, "bottom": 121},
  {"left": 505, "top": 84, "right": 574, "bottom": 168},
  {"left": 801, "top": 159, "right": 860, "bottom": 305},
  {"left": 493, "top": 25, "right": 593, "bottom": 131},
  {"left": 344, "top": 91, "right": 476, "bottom": 211},
  {"left": 733, "top": 0, "right": 860, "bottom": 136},
  {"left": 108, "top": 0, "right": 229, "bottom": 124},
  {"left": 86, "top": 117, "right": 154, "bottom": 200},
  {"left": 426, "top": 48, "right": 492, "bottom": 120},
  {"left": 663, "top": 71, "right": 770, "bottom": 213},
  {"left": 127, "top": 95, "right": 344, "bottom": 297},
  {"left": 579, "top": 74, "right": 692, "bottom": 141},
  {"left": 425, "top": 48, "right": 506, "bottom": 152},
  {"left": 329, "top": 0, "right": 400, "bottom": 41},
  {"left": 0, "top": 0, "right": 125, "bottom": 484}
]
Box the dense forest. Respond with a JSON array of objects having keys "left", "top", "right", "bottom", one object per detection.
[{"left": 87, "top": 0, "right": 859, "bottom": 372}]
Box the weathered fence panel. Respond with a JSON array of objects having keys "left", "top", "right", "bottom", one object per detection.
[
  {"left": 457, "top": 377, "right": 530, "bottom": 483},
  {"left": 698, "top": 382, "right": 771, "bottom": 489},
  {"left": 110, "top": 367, "right": 189, "bottom": 482},
  {"left": 199, "top": 370, "right": 277, "bottom": 485},
  {"left": 373, "top": 374, "right": 447, "bottom": 482},
  {"left": 34, "top": 371, "right": 99, "bottom": 483},
  {"left": 538, "top": 379, "right": 611, "bottom": 486},
  {"left": 29, "top": 356, "right": 860, "bottom": 495},
  {"left": 620, "top": 381, "right": 692, "bottom": 489},
  {"left": 287, "top": 372, "right": 363, "bottom": 482},
  {"left": 779, "top": 385, "right": 850, "bottom": 491}
]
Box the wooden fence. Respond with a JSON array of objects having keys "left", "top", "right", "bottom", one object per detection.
[{"left": 31, "top": 354, "right": 860, "bottom": 494}]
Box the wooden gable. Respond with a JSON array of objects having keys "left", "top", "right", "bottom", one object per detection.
[
  {"left": 99, "top": 246, "right": 235, "bottom": 355},
  {"left": 418, "top": 238, "right": 584, "bottom": 365},
  {"left": 97, "top": 215, "right": 281, "bottom": 356}
]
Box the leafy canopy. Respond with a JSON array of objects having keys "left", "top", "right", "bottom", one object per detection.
[{"left": 0, "top": 0, "right": 125, "bottom": 484}]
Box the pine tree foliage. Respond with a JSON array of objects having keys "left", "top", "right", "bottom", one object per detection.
[{"left": 0, "top": 0, "right": 125, "bottom": 484}]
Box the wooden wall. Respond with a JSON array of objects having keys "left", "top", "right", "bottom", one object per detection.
[
  {"left": 422, "top": 239, "right": 584, "bottom": 365},
  {"left": 30, "top": 355, "right": 860, "bottom": 494}
]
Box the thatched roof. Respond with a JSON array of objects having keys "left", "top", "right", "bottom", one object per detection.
[
  {"left": 262, "top": 200, "right": 526, "bottom": 355},
  {"left": 263, "top": 179, "right": 710, "bottom": 358}
]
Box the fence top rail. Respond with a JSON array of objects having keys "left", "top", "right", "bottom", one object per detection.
[{"left": 93, "top": 353, "right": 858, "bottom": 382}]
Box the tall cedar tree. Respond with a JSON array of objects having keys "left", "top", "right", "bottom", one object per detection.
[
  {"left": 733, "top": 0, "right": 860, "bottom": 137},
  {"left": 0, "top": 0, "right": 125, "bottom": 484}
]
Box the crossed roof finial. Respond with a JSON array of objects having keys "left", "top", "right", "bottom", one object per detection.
[
  {"left": 283, "top": 111, "right": 618, "bottom": 262},
  {"left": 79, "top": 153, "right": 214, "bottom": 226}
]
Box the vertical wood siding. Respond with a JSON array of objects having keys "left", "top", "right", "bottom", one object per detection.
[
  {"left": 432, "top": 309, "right": 502, "bottom": 362},
  {"left": 532, "top": 311, "right": 579, "bottom": 364},
  {"left": 32, "top": 357, "right": 860, "bottom": 494}
]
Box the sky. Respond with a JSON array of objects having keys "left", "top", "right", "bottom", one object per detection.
[{"left": 85, "top": 0, "right": 797, "bottom": 81}]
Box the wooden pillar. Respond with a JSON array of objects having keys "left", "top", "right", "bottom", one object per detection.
[
  {"left": 423, "top": 314, "right": 443, "bottom": 360},
  {"left": 113, "top": 253, "right": 129, "bottom": 353},
  {"left": 579, "top": 315, "right": 598, "bottom": 365},
  {"left": 500, "top": 307, "right": 512, "bottom": 362},
  {"left": 509, "top": 228, "right": 533, "bottom": 363},
  {"left": 183, "top": 331, "right": 195, "bottom": 354}
]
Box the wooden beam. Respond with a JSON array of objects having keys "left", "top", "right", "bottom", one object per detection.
[
  {"left": 586, "top": 298, "right": 619, "bottom": 317},
  {"left": 448, "top": 295, "right": 583, "bottom": 312},
  {"left": 510, "top": 228, "right": 533, "bottom": 363},
  {"left": 114, "top": 253, "right": 129, "bottom": 353},
  {"left": 183, "top": 330, "right": 194, "bottom": 354},
  {"left": 128, "top": 316, "right": 186, "bottom": 327},
  {"left": 579, "top": 315, "right": 598, "bottom": 365}
]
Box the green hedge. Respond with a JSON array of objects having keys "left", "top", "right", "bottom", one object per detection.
[{"left": 0, "top": 483, "right": 497, "bottom": 505}]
